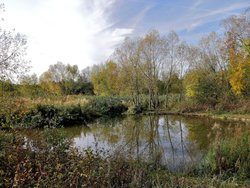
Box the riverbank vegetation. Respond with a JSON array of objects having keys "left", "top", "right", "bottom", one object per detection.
[
  {"left": 0, "top": 96, "right": 128, "bottom": 129},
  {"left": 0, "top": 130, "right": 249, "bottom": 187}
]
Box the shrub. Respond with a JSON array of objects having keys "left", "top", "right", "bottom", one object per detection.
[
  {"left": 20, "top": 104, "right": 91, "bottom": 128},
  {"left": 87, "top": 96, "right": 128, "bottom": 116},
  {"left": 16, "top": 96, "right": 128, "bottom": 128}
]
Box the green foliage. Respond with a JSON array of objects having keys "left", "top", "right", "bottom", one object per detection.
[
  {"left": 86, "top": 96, "right": 128, "bottom": 116},
  {"left": 0, "top": 81, "right": 16, "bottom": 94},
  {"left": 158, "top": 74, "right": 182, "bottom": 95},
  {"left": 3, "top": 96, "right": 128, "bottom": 128},
  {"left": 0, "top": 130, "right": 73, "bottom": 187},
  {"left": 195, "top": 74, "right": 223, "bottom": 107},
  {"left": 0, "top": 84, "right": 26, "bottom": 129},
  {"left": 21, "top": 104, "right": 90, "bottom": 128}
]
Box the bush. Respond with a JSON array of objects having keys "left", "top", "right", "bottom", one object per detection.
[
  {"left": 87, "top": 96, "right": 128, "bottom": 116},
  {"left": 15, "top": 96, "right": 128, "bottom": 128},
  {"left": 20, "top": 104, "right": 91, "bottom": 128}
]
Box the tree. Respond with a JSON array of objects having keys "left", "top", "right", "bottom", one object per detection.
[
  {"left": 139, "top": 30, "right": 167, "bottom": 109},
  {"left": 39, "top": 62, "right": 93, "bottom": 95},
  {"left": 228, "top": 37, "right": 250, "bottom": 96},
  {"left": 91, "top": 61, "right": 120, "bottom": 96},
  {"left": 224, "top": 9, "right": 250, "bottom": 96},
  {"left": 176, "top": 42, "right": 191, "bottom": 101},
  {"left": 45, "top": 62, "right": 67, "bottom": 83},
  {"left": 114, "top": 37, "right": 143, "bottom": 106},
  {"left": 0, "top": 4, "right": 30, "bottom": 127},
  {"left": 18, "top": 74, "right": 45, "bottom": 97},
  {"left": 0, "top": 4, "right": 29, "bottom": 81},
  {"left": 81, "top": 67, "right": 91, "bottom": 82},
  {"left": 19, "top": 74, "right": 38, "bottom": 85},
  {"left": 39, "top": 71, "right": 62, "bottom": 95},
  {"left": 161, "top": 31, "right": 180, "bottom": 106}
]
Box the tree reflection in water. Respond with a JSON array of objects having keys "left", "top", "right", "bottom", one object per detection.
[{"left": 21, "top": 115, "right": 250, "bottom": 173}]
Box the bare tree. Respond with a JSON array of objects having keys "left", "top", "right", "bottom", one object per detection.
[
  {"left": 162, "top": 31, "right": 179, "bottom": 107},
  {"left": 139, "top": 30, "right": 167, "bottom": 109},
  {"left": 0, "top": 4, "right": 30, "bottom": 81},
  {"left": 114, "top": 37, "right": 142, "bottom": 107}
]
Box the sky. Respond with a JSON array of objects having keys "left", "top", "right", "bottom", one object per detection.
[{"left": 1, "top": 0, "right": 250, "bottom": 76}]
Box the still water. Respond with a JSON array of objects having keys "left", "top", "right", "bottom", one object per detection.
[{"left": 62, "top": 115, "right": 249, "bottom": 172}]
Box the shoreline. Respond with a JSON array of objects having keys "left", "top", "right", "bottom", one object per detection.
[{"left": 142, "top": 110, "right": 250, "bottom": 122}]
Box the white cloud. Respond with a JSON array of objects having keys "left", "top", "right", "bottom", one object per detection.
[
  {"left": 3, "top": 0, "right": 133, "bottom": 76},
  {"left": 194, "top": 2, "right": 250, "bottom": 19},
  {"left": 158, "top": 1, "right": 250, "bottom": 33}
]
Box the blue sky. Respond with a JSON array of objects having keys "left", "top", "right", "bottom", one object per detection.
[
  {"left": 2, "top": 0, "right": 250, "bottom": 75},
  {"left": 112, "top": 0, "right": 250, "bottom": 41}
]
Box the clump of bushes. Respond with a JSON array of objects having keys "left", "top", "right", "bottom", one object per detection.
[
  {"left": 86, "top": 96, "right": 128, "bottom": 116},
  {"left": 20, "top": 104, "right": 90, "bottom": 128},
  {"left": 1, "top": 96, "right": 129, "bottom": 129}
]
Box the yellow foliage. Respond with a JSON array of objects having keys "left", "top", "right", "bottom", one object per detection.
[
  {"left": 228, "top": 39, "right": 250, "bottom": 96},
  {"left": 40, "top": 81, "right": 62, "bottom": 95},
  {"left": 184, "top": 70, "right": 201, "bottom": 98},
  {"left": 229, "top": 64, "right": 246, "bottom": 95},
  {"left": 91, "top": 61, "right": 121, "bottom": 96}
]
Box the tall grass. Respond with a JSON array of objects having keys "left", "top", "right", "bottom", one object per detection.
[{"left": 197, "top": 133, "right": 250, "bottom": 180}]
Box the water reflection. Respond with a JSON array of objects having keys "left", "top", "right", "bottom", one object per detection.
[{"left": 64, "top": 115, "right": 249, "bottom": 172}]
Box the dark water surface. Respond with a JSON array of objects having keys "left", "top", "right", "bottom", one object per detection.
[{"left": 62, "top": 115, "right": 249, "bottom": 172}]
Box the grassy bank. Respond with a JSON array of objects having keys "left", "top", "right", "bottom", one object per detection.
[
  {"left": 0, "top": 130, "right": 249, "bottom": 187},
  {"left": 143, "top": 110, "right": 250, "bottom": 123},
  {"left": 2, "top": 94, "right": 250, "bottom": 130},
  {"left": 141, "top": 97, "right": 250, "bottom": 123}
]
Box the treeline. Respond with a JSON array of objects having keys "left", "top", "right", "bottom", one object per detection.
[
  {"left": 1, "top": 8, "right": 250, "bottom": 112},
  {"left": 1, "top": 62, "right": 94, "bottom": 97},
  {"left": 90, "top": 8, "right": 250, "bottom": 110}
]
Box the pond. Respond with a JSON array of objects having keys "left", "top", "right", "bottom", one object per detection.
[
  {"left": 61, "top": 115, "right": 249, "bottom": 173},
  {"left": 19, "top": 115, "right": 250, "bottom": 173}
]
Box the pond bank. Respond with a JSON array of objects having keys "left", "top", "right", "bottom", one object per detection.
[
  {"left": 0, "top": 96, "right": 128, "bottom": 129},
  {"left": 142, "top": 110, "right": 250, "bottom": 122}
]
